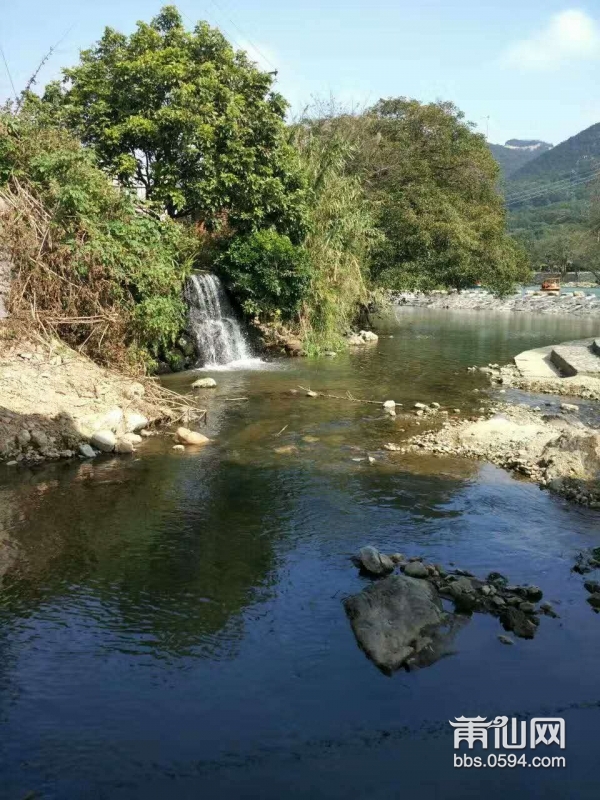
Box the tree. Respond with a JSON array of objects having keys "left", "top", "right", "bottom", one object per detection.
[
  {"left": 45, "top": 6, "right": 306, "bottom": 239},
  {"left": 329, "top": 98, "right": 530, "bottom": 293}
]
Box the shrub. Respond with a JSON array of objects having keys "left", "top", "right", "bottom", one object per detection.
[
  {"left": 0, "top": 112, "right": 196, "bottom": 371},
  {"left": 216, "top": 228, "right": 311, "bottom": 320}
]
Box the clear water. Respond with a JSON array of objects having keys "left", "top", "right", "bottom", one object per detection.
[{"left": 1, "top": 308, "right": 600, "bottom": 799}]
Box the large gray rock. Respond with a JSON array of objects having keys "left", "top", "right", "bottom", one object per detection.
[
  {"left": 354, "top": 545, "right": 394, "bottom": 576},
  {"left": 343, "top": 574, "right": 444, "bottom": 673}
]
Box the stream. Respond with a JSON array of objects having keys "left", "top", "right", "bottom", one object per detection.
[{"left": 1, "top": 308, "right": 599, "bottom": 799}]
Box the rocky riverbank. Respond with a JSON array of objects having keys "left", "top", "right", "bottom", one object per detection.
[
  {"left": 394, "top": 399, "right": 600, "bottom": 508},
  {"left": 393, "top": 289, "right": 600, "bottom": 316},
  {"left": 0, "top": 327, "right": 204, "bottom": 465}
]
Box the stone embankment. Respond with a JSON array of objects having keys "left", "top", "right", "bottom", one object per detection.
[
  {"left": 393, "top": 289, "right": 600, "bottom": 316},
  {"left": 0, "top": 330, "right": 204, "bottom": 465}
]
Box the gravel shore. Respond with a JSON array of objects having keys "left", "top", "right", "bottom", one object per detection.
[{"left": 393, "top": 289, "right": 600, "bottom": 316}]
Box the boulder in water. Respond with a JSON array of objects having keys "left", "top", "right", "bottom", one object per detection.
[
  {"left": 353, "top": 545, "right": 395, "bottom": 576},
  {"left": 175, "top": 427, "right": 210, "bottom": 446},
  {"left": 192, "top": 378, "right": 217, "bottom": 389},
  {"left": 383, "top": 400, "right": 396, "bottom": 416},
  {"left": 90, "top": 430, "right": 116, "bottom": 452},
  {"left": 343, "top": 574, "right": 444, "bottom": 673}
]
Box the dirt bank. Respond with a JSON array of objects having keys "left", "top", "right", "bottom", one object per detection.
[
  {"left": 398, "top": 402, "right": 600, "bottom": 508},
  {"left": 0, "top": 326, "right": 201, "bottom": 465}
]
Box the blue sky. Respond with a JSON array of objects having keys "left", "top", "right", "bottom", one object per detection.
[{"left": 1, "top": 1, "right": 598, "bottom": 146}]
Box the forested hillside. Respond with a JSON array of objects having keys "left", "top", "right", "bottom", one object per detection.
[
  {"left": 502, "top": 123, "right": 600, "bottom": 274},
  {"left": 489, "top": 139, "right": 552, "bottom": 180}
]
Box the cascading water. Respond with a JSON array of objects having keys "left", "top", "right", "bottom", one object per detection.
[{"left": 185, "top": 272, "right": 253, "bottom": 367}]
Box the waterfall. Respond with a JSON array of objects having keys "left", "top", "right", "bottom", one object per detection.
[{"left": 185, "top": 273, "right": 253, "bottom": 367}]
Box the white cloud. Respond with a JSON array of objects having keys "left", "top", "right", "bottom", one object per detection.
[{"left": 501, "top": 9, "right": 600, "bottom": 70}]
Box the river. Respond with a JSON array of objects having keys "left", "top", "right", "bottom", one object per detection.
[{"left": 1, "top": 308, "right": 599, "bottom": 799}]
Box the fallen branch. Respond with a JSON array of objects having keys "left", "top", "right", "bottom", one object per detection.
[
  {"left": 298, "top": 385, "right": 388, "bottom": 406},
  {"left": 274, "top": 424, "right": 288, "bottom": 437}
]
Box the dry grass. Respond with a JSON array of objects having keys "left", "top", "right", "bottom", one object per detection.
[{"left": 0, "top": 180, "right": 133, "bottom": 369}]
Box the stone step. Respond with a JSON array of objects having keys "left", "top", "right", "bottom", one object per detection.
[
  {"left": 551, "top": 342, "right": 600, "bottom": 377},
  {"left": 514, "top": 346, "right": 562, "bottom": 379}
]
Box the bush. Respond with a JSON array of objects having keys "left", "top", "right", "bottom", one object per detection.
[
  {"left": 216, "top": 229, "right": 311, "bottom": 320},
  {"left": 0, "top": 112, "right": 196, "bottom": 371}
]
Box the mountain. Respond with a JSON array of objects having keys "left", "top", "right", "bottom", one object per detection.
[
  {"left": 489, "top": 139, "right": 553, "bottom": 180},
  {"left": 506, "top": 123, "right": 600, "bottom": 255},
  {"left": 506, "top": 122, "right": 600, "bottom": 204}
]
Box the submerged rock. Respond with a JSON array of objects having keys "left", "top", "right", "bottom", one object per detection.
[
  {"left": 343, "top": 574, "right": 444, "bottom": 673},
  {"left": 192, "top": 377, "right": 217, "bottom": 389}
]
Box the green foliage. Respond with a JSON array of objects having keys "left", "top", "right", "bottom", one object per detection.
[
  {"left": 46, "top": 5, "right": 307, "bottom": 240},
  {"left": 217, "top": 229, "right": 311, "bottom": 319},
  {"left": 291, "top": 116, "right": 379, "bottom": 351},
  {"left": 354, "top": 98, "right": 530, "bottom": 293},
  {"left": 0, "top": 111, "right": 195, "bottom": 370}
]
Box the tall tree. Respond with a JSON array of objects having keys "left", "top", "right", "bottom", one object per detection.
[
  {"left": 326, "top": 99, "right": 529, "bottom": 292},
  {"left": 45, "top": 6, "right": 306, "bottom": 239}
]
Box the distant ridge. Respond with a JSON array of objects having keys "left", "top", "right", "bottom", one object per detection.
[
  {"left": 489, "top": 139, "right": 553, "bottom": 179},
  {"left": 508, "top": 122, "right": 600, "bottom": 192}
]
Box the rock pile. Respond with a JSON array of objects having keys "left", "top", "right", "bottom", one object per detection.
[
  {"left": 345, "top": 546, "right": 556, "bottom": 673},
  {"left": 346, "top": 330, "right": 379, "bottom": 346}
]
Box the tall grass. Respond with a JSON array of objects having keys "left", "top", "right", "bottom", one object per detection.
[{"left": 291, "top": 118, "right": 380, "bottom": 353}]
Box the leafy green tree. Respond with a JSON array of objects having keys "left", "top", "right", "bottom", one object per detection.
[
  {"left": 329, "top": 98, "right": 530, "bottom": 293},
  {"left": 291, "top": 116, "right": 380, "bottom": 350},
  {"left": 44, "top": 6, "right": 306, "bottom": 239}
]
